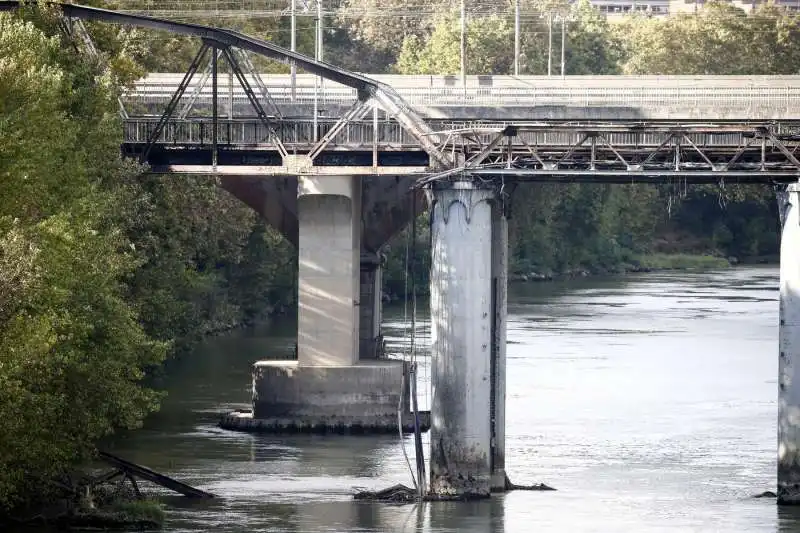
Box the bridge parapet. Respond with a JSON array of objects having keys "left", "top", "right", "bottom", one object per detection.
[{"left": 127, "top": 74, "right": 800, "bottom": 121}]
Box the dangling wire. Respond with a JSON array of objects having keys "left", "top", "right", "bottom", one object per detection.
[
  {"left": 410, "top": 191, "right": 427, "bottom": 498},
  {"left": 398, "top": 194, "right": 417, "bottom": 491}
]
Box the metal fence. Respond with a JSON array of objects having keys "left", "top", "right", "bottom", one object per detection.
[{"left": 123, "top": 117, "right": 782, "bottom": 150}]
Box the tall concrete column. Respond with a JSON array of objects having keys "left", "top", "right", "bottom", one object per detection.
[
  {"left": 359, "top": 252, "right": 383, "bottom": 360},
  {"left": 779, "top": 182, "right": 800, "bottom": 504},
  {"left": 297, "top": 175, "right": 361, "bottom": 367},
  {"left": 429, "top": 180, "right": 495, "bottom": 498},
  {"left": 490, "top": 200, "right": 508, "bottom": 491}
]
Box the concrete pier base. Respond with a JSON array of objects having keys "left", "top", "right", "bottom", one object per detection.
[
  {"left": 217, "top": 359, "right": 430, "bottom": 433},
  {"left": 429, "top": 181, "right": 495, "bottom": 498},
  {"left": 779, "top": 183, "right": 800, "bottom": 504}
]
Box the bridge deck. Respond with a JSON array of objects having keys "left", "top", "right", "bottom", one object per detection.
[{"left": 125, "top": 119, "right": 800, "bottom": 183}]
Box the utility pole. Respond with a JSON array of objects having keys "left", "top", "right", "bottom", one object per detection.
[
  {"left": 316, "top": 0, "right": 323, "bottom": 62},
  {"left": 314, "top": 0, "right": 322, "bottom": 142},
  {"left": 290, "top": 0, "right": 296, "bottom": 101},
  {"left": 514, "top": 0, "right": 520, "bottom": 76},
  {"left": 560, "top": 17, "right": 566, "bottom": 78},
  {"left": 547, "top": 12, "right": 552, "bottom": 77},
  {"left": 460, "top": 0, "right": 466, "bottom": 87}
]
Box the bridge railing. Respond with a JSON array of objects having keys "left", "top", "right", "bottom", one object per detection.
[
  {"left": 123, "top": 118, "right": 780, "bottom": 150},
  {"left": 122, "top": 118, "right": 422, "bottom": 148}
]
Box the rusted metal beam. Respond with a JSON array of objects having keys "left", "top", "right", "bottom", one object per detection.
[{"left": 98, "top": 452, "right": 215, "bottom": 499}]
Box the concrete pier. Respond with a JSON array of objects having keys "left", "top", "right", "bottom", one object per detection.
[
  {"left": 429, "top": 180, "right": 496, "bottom": 498},
  {"left": 779, "top": 183, "right": 800, "bottom": 504},
  {"left": 244, "top": 175, "right": 412, "bottom": 433}
]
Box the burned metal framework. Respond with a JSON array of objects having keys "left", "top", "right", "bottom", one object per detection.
[
  {"left": 417, "top": 123, "right": 800, "bottom": 185},
  {"left": 0, "top": 0, "right": 451, "bottom": 169}
]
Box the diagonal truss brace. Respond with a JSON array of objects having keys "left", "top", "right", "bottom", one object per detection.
[
  {"left": 178, "top": 47, "right": 222, "bottom": 119},
  {"left": 220, "top": 46, "right": 288, "bottom": 159},
  {"left": 61, "top": 18, "right": 129, "bottom": 119},
  {"left": 179, "top": 47, "right": 281, "bottom": 120},
  {"left": 369, "top": 85, "right": 451, "bottom": 169},
  {"left": 235, "top": 48, "right": 281, "bottom": 118},
  {"left": 140, "top": 43, "right": 210, "bottom": 163},
  {"left": 307, "top": 95, "right": 373, "bottom": 161}
]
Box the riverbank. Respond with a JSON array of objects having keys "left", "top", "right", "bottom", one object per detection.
[
  {"left": 2, "top": 496, "right": 164, "bottom": 531},
  {"left": 509, "top": 253, "right": 736, "bottom": 283}
]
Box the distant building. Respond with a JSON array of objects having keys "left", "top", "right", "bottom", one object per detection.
[
  {"left": 590, "top": 0, "right": 800, "bottom": 17},
  {"left": 668, "top": 0, "right": 800, "bottom": 14},
  {"left": 593, "top": 0, "right": 670, "bottom": 16}
]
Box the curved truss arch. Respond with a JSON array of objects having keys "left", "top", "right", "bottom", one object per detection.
[{"left": 0, "top": 0, "right": 450, "bottom": 168}]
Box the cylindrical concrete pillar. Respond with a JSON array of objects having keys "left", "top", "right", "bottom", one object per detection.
[
  {"left": 297, "top": 175, "right": 361, "bottom": 367},
  {"left": 779, "top": 183, "right": 800, "bottom": 504},
  {"left": 490, "top": 200, "right": 508, "bottom": 491},
  {"left": 429, "top": 180, "right": 494, "bottom": 498}
]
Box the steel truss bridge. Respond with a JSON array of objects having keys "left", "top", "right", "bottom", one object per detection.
[{"left": 2, "top": 1, "right": 800, "bottom": 186}]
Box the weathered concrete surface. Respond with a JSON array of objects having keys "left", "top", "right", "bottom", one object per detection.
[
  {"left": 429, "top": 181, "right": 494, "bottom": 498},
  {"left": 219, "top": 175, "right": 298, "bottom": 245},
  {"left": 361, "top": 175, "right": 426, "bottom": 253},
  {"left": 220, "top": 409, "right": 430, "bottom": 434},
  {"left": 297, "top": 175, "right": 361, "bottom": 367},
  {"left": 779, "top": 183, "right": 800, "bottom": 505},
  {"left": 225, "top": 174, "right": 423, "bottom": 364},
  {"left": 221, "top": 174, "right": 423, "bottom": 254},
  {"left": 490, "top": 202, "right": 508, "bottom": 492},
  {"left": 249, "top": 360, "right": 417, "bottom": 432}
]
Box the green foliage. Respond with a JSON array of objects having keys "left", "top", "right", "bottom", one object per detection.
[
  {"left": 397, "top": 12, "right": 514, "bottom": 75},
  {"left": 0, "top": 11, "right": 165, "bottom": 510},
  {"left": 108, "top": 499, "right": 166, "bottom": 525},
  {"left": 615, "top": 2, "right": 800, "bottom": 75},
  {"left": 635, "top": 253, "right": 730, "bottom": 271}
]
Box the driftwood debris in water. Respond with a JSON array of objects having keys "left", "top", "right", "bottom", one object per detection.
[
  {"left": 354, "top": 475, "right": 556, "bottom": 504},
  {"left": 354, "top": 484, "right": 420, "bottom": 503},
  {"left": 503, "top": 474, "right": 557, "bottom": 492}
]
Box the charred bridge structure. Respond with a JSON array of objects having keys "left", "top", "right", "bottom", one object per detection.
[{"left": 7, "top": 0, "right": 800, "bottom": 502}]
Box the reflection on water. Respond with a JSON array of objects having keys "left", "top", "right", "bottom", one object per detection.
[{"left": 105, "top": 267, "right": 793, "bottom": 532}]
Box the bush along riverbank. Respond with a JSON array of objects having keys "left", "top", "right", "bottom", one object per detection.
[
  {"left": 509, "top": 253, "right": 734, "bottom": 283},
  {"left": 2, "top": 476, "right": 165, "bottom": 531}
]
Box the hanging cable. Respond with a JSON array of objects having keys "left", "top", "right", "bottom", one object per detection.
[
  {"left": 397, "top": 193, "right": 418, "bottom": 492},
  {"left": 398, "top": 369, "right": 418, "bottom": 490},
  {"left": 410, "top": 191, "right": 427, "bottom": 499}
]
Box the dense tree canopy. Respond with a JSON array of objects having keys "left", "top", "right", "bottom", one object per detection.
[
  {"left": 0, "top": 9, "right": 164, "bottom": 508},
  {"left": 0, "top": 4, "right": 296, "bottom": 512}
]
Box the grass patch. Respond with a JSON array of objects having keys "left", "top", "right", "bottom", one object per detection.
[
  {"left": 107, "top": 499, "right": 165, "bottom": 525},
  {"left": 634, "top": 253, "right": 730, "bottom": 271}
]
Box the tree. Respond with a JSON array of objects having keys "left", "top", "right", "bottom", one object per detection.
[
  {"left": 616, "top": 2, "right": 800, "bottom": 75},
  {"left": 397, "top": 11, "right": 514, "bottom": 75},
  {"left": 0, "top": 10, "right": 165, "bottom": 509}
]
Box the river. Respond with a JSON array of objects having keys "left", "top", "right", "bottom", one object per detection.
[{"left": 105, "top": 266, "right": 800, "bottom": 532}]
